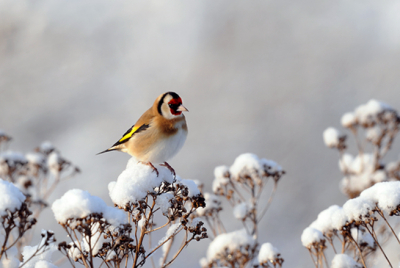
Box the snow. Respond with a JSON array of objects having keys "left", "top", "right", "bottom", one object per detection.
[
  {"left": 82, "top": 222, "right": 107, "bottom": 255},
  {"left": 47, "top": 152, "right": 62, "bottom": 175},
  {"left": 354, "top": 99, "right": 392, "bottom": 126},
  {"left": 52, "top": 189, "right": 126, "bottom": 226},
  {"left": 175, "top": 176, "right": 200, "bottom": 197},
  {"left": 230, "top": 153, "right": 263, "bottom": 180},
  {"left": 156, "top": 193, "right": 174, "bottom": 215},
  {"left": 260, "top": 158, "right": 283, "bottom": 173},
  {"left": 214, "top": 165, "right": 230, "bottom": 181},
  {"left": 108, "top": 160, "right": 175, "bottom": 207},
  {"left": 341, "top": 112, "right": 356, "bottom": 128},
  {"left": 26, "top": 152, "right": 45, "bottom": 165},
  {"left": 306, "top": 205, "right": 348, "bottom": 236},
  {"left": 22, "top": 232, "right": 58, "bottom": 268},
  {"left": 331, "top": 254, "right": 362, "bottom": 268},
  {"left": 0, "top": 179, "right": 26, "bottom": 216},
  {"left": 366, "top": 126, "right": 381, "bottom": 143},
  {"left": 360, "top": 181, "right": 400, "bottom": 214},
  {"left": 233, "top": 202, "right": 249, "bottom": 220},
  {"left": 350, "top": 227, "right": 374, "bottom": 248},
  {"left": 1, "top": 247, "right": 20, "bottom": 268},
  {"left": 338, "top": 153, "right": 386, "bottom": 195},
  {"left": 323, "top": 127, "right": 341, "bottom": 148},
  {"left": 31, "top": 261, "right": 58, "bottom": 268},
  {"left": 213, "top": 154, "right": 283, "bottom": 193},
  {"left": 310, "top": 205, "right": 342, "bottom": 234},
  {"left": 212, "top": 165, "right": 230, "bottom": 193},
  {"left": 330, "top": 206, "right": 349, "bottom": 230},
  {"left": 343, "top": 196, "right": 375, "bottom": 222},
  {"left": 38, "top": 141, "right": 56, "bottom": 154},
  {"left": 301, "top": 227, "right": 325, "bottom": 248},
  {"left": 199, "top": 257, "right": 208, "bottom": 267},
  {"left": 196, "top": 193, "right": 221, "bottom": 217},
  {"left": 258, "top": 243, "right": 280, "bottom": 264},
  {"left": 207, "top": 229, "right": 255, "bottom": 262},
  {"left": 160, "top": 223, "right": 181, "bottom": 254},
  {"left": 0, "top": 151, "right": 27, "bottom": 173},
  {"left": 188, "top": 217, "right": 202, "bottom": 228}
]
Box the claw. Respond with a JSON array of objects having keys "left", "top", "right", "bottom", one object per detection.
[
  {"left": 160, "top": 162, "right": 176, "bottom": 177},
  {"left": 139, "top": 161, "right": 159, "bottom": 177}
]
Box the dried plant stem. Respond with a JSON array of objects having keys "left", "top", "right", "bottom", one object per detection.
[
  {"left": 19, "top": 242, "right": 46, "bottom": 268},
  {"left": 163, "top": 231, "right": 193, "bottom": 268},
  {"left": 380, "top": 129, "right": 397, "bottom": 158},
  {"left": 257, "top": 181, "right": 278, "bottom": 223},
  {"left": 375, "top": 207, "right": 400, "bottom": 245},
  {"left": 161, "top": 234, "right": 174, "bottom": 266},
  {"left": 68, "top": 228, "right": 90, "bottom": 268},
  {"left": 228, "top": 181, "right": 246, "bottom": 203},
  {"left": 325, "top": 236, "right": 337, "bottom": 254},
  {"left": 137, "top": 226, "right": 183, "bottom": 266},
  {"left": 148, "top": 232, "right": 155, "bottom": 268},
  {"left": 216, "top": 216, "right": 226, "bottom": 233},
  {"left": 363, "top": 223, "right": 392, "bottom": 268},
  {"left": 351, "top": 128, "right": 364, "bottom": 158},
  {"left": 321, "top": 251, "right": 329, "bottom": 268},
  {"left": 205, "top": 217, "right": 216, "bottom": 238},
  {"left": 308, "top": 249, "right": 318, "bottom": 268},
  {"left": 145, "top": 220, "right": 171, "bottom": 234},
  {"left": 0, "top": 227, "right": 11, "bottom": 259},
  {"left": 348, "top": 233, "right": 367, "bottom": 268}
]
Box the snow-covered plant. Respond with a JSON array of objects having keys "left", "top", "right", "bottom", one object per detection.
[
  {"left": 55, "top": 159, "right": 207, "bottom": 268},
  {"left": 0, "top": 131, "right": 79, "bottom": 259},
  {"left": 0, "top": 179, "right": 36, "bottom": 261},
  {"left": 302, "top": 181, "right": 400, "bottom": 268},
  {"left": 198, "top": 153, "right": 285, "bottom": 268},
  {"left": 303, "top": 100, "right": 400, "bottom": 268},
  {"left": 323, "top": 99, "right": 400, "bottom": 198}
]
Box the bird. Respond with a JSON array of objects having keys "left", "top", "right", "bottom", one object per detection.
[{"left": 98, "top": 92, "right": 188, "bottom": 177}]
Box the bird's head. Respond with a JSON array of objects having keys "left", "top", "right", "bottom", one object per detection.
[{"left": 157, "top": 92, "right": 188, "bottom": 119}]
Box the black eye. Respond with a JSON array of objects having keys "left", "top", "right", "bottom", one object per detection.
[{"left": 169, "top": 104, "right": 179, "bottom": 110}]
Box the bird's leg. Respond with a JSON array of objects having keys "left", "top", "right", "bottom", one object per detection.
[
  {"left": 160, "top": 162, "right": 176, "bottom": 177},
  {"left": 139, "top": 161, "right": 159, "bottom": 177}
]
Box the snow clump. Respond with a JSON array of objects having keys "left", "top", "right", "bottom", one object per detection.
[
  {"left": 323, "top": 127, "right": 342, "bottom": 148},
  {"left": 0, "top": 179, "right": 26, "bottom": 216},
  {"left": 52, "top": 189, "right": 126, "bottom": 226},
  {"left": 331, "top": 254, "right": 362, "bottom": 268},
  {"left": 108, "top": 159, "right": 175, "bottom": 207},
  {"left": 206, "top": 229, "right": 255, "bottom": 262},
  {"left": 258, "top": 242, "right": 281, "bottom": 265}
]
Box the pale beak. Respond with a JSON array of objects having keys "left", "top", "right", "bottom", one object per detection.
[{"left": 177, "top": 104, "right": 189, "bottom": 112}]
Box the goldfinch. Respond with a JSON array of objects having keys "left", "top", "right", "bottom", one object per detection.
[{"left": 98, "top": 92, "right": 188, "bottom": 176}]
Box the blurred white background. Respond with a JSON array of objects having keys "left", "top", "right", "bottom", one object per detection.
[{"left": 1, "top": 0, "right": 400, "bottom": 267}]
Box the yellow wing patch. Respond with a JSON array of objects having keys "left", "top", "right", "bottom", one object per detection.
[{"left": 119, "top": 126, "right": 140, "bottom": 143}]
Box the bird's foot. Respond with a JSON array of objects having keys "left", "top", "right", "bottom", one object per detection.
[
  {"left": 139, "top": 161, "right": 159, "bottom": 177},
  {"left": 160, "top": 162, "right": 176, "bottom": 177}
]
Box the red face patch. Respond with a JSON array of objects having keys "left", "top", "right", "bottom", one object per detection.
[{"left": 168, "top": 98, "right": 183, "bottom": 115}]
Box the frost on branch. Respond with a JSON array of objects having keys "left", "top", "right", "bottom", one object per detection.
[
  {"left": 199, "top": 153, "right": 285, "bottom": 268},
  {"left": 55, "top": 159, "right": 206, "bottom": 268},
  {"left": 324, "top": 99, "right": 400, "bottom": 198}
]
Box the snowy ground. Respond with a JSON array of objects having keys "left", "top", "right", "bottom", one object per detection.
[{"left": 1, "top": 1, "right": 400, "bottom": 267}]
